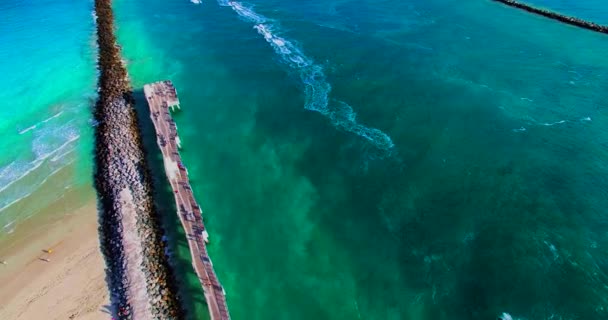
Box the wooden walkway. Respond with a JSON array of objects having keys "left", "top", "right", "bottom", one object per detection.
[{"left": 144, "top": 81, "right": 230, "bottom": 320}]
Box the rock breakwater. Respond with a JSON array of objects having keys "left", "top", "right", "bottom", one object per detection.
[
  {"left": 93, "top": 0, "right": 184, "bottom": 318},
  {"left": 493, "top": 0, "right": 608, "bottom": 34}
]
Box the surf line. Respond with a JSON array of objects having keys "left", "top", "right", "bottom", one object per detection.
[
  {"left": 18, "top": 111, "right": 64, "bottom": 135},
  {"left": 492, "top": 0, "right": 608, "bottom": 34},
  {"left": 216, "top": 1, "right": 395, "bottom": 152}
]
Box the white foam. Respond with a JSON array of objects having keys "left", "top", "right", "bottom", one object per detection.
[
  {"left": 0, "top": 192, "right": 32, "bottom": 213},
  {"left": 0, "top": 126, "right": 79, "bottom": 195},
  {"left": 50, "top": 147, "right": 76, "bottom": 162},
  {"left": 499, "top": 313, "right": 513, "bottom": 320},
  {"left": 32, "top": 121, "right": 79, "bottom": 158},
  {"left": 0, "top": 160, "right": 45, "bottom": 195},
  {"left": 220, "top": 2, "right": 394, "bottom": 151},
  {"left": 544, "top": 240, "right": 559, "bottom": 260},
  {"left": 3, "top": 220, "right": 15, "bottom": 230},
  {"left": 512, "top": 127, "right": 526, "bottom": 132},
  {"left": 229, "top": 2, "right": 267, "bottom": 24},
  {"left": 18, "top": 125, "right": 37, "bottom": 135},
  {"left": 0, "top": 161, "right": 24, "bottom": 187},
  {"left": 42, "top": 111, "right": 64, "bottom": 124},
  {"left": 190, "top": 0, "right": 202, "bottom": 4},
  {"left": 0, "top": 159, "right": 74, "bottom": 213},
  {"left": 581, "top": 116, "right": 591, "bottom": 122},
  {"left": 333, "top": 102, "right": 394, "bottom": 150},
  {"left": 17, "top": 111, "right": 64, "bottom": 135},
  {"left": 541, "top": 120, "right": 566, "bottom": 126}
]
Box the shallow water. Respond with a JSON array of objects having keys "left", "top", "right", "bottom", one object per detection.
[{"left": 0, "top": 0, "right": 96, "bottom": 236}]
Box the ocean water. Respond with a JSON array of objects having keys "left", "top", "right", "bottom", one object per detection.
[
  {"left": 2, "top": 0, "right": 608, "bottom": 319},
  {"left": 115, "top": 0, "right": 608, "bottom": 319},
  {"left": 112, "top": 0, "right": 608, "bottom": 319},
  {"left": 0, "top": 0, "right": 96, "bottom": 237}
]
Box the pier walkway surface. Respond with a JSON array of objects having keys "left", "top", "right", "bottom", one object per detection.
[{"left": 144, "top": 81, "right": 230, "bottom": 320}]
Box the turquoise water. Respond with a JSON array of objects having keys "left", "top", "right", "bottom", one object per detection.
[
  {"left": 112, "top": 0, "right": 608, "bottom": 318},
  {"left": 3, "top": 0, "right": 608, "bottom": 318},
  {"left": 0, "top": 0, "right": 96, "bottom": 236}
]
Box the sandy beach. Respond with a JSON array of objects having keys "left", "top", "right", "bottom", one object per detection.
[{"left": 0, "top": 197, "right": 109, "bottom": 320}]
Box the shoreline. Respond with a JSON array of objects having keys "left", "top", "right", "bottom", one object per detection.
[
  {"left": 0, "top": 159, "right": 92, "bottom": 243},
  {"left": 0, "top": 189, "right": 109, "bottom": 320}
]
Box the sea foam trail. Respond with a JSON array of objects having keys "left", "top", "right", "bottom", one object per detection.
[
  {"left": 221, "top": 1, "right": 394, "bottom": 151},
  {"left": 541, "top": 120, "right": 566, "bottom": 126}
]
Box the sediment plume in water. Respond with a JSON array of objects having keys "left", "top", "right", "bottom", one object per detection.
[
  {"left": 493, "top": 0, "right": 608, "bottom": 34},
  {"left": 92, "top": 0, "right": 184, "bottom": 318}
]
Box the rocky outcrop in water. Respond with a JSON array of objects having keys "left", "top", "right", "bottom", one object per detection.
[
  {"left": 93, "top": 0, "right": 183, "bottom": 318},
  {"left": 493, "top": 0, "right": 608, "bottom": 34}
]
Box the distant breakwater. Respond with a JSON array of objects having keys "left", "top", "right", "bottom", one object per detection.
[
  {"left": 92, "top": 0, "right": 184, "bottom": 319},
  {"left": 492, "top": 0, "right": 608, "bottom": 34}
]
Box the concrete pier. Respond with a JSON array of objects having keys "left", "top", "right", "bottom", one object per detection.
[{"left": 144, "top": 81, "right": 230, "bottom": 320}]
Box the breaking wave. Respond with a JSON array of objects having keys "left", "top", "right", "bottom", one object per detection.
[
  {"left": 18, "top": 111, "right": 64, "bottom": 135},
  {"left": 0, "top": 120, "right": 80, "bottom": 212},
  {"left": 219, "top": 1, "right": 394, "bottom": 152},
  {"left": 0, "top": 159, "right": 75, "bottom": 214}
]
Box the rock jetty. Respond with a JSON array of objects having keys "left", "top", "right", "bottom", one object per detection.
[
  {"left": 93, "top": 0, "right": 184, "bottom": 319},
  {"left": 493, "top": 0, "right": 608, "bottom": 34}
]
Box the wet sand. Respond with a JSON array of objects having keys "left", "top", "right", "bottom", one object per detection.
[{"left": 0, "top": 193, "right": 109, "bottom": 320}]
